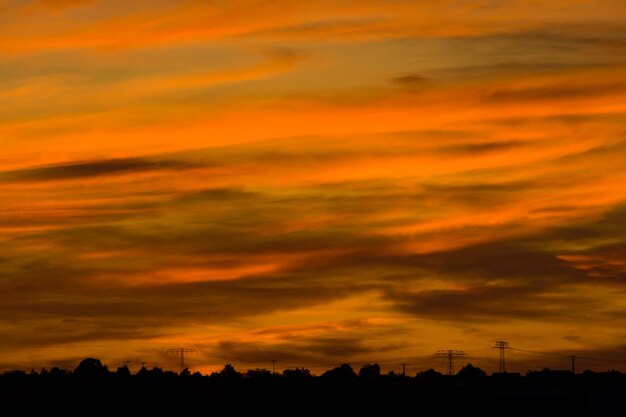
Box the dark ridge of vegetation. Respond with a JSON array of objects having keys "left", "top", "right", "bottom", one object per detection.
[{"left": 0, "top": 359, "right": 624, "bottom": 415}]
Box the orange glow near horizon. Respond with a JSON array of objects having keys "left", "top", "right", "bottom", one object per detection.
[{"left": 2, "top": 0, "right": 626, "bottom": 375}]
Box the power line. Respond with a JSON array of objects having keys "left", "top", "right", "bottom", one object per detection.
[
  {"left": 513, "top": 347, "right": 570, "bottom": 358},
  {"left": 513, "top": 347, "right": 626, "bottom": 366}
]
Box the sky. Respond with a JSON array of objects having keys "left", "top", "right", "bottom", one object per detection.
[{"left": 2, "top": 0, "right": 626, "bottom": 375}]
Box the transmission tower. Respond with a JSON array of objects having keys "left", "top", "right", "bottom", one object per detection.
[
  {"left": 493, "top": 341, "right": 512, "bottom": 372},
  {"left": 570, "top": 355, "right": 576, "bottom": 374},
  {"left": 270, "top": 359, "right": 277, "bottom": 374},
  {"left": 167, "top": 348, "right": 198, "bottom": 371},
  {"left": 400, "top": 363, "right": 409, "bottom": 377},
  {"left": 435, "top": 350, "right": 467, "bottom": 375}
]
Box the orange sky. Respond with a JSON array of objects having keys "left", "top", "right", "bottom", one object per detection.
[{"left": 2, "top": 0, "right": 626, "bottom": 375}]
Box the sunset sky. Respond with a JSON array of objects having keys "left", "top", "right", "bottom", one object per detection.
[{"left": 2, "top": 0, "right": 626, "bottom": 375}]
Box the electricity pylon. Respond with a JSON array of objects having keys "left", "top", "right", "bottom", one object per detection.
[
  {"left": 435, "top": 350, "right": 467, "bottom": 375},
  {"left": 400, "top": 363, "right": 409, "bottom": 377},
  {"left": 493, "top": 341, "right": 512, "bottom": 372},
  {"left": 167, "top": 348, "right": 198, "bottom": 371}
]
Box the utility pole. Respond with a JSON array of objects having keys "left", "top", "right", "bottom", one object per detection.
[
  {"left": 434, "top": 350, "right": 467, "bottom": 375},
  {"left": 400, "top": 363, "right": 409, "bottom": 377},
  {"left": 270, "top": 359, "right": 277, "bottom": 374},
  {"left": 570, "top": 355, "right": 576, "bottom": 374},
  {"left": 493, "top": 341, "right": 511, "bottom": 373},
  {"left": 167, "top": 348, "right": 198, "bottom": 371}
]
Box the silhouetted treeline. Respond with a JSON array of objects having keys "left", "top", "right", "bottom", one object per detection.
[{"left": 0, "top": 358, "right": 624, "bottom": 415}]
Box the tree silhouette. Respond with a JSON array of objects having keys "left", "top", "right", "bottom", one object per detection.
[
  {"left": 114, "top": 365, "right": 131, "bottom": 379},
  {"left": 415, "top": 368, "right": 443, "bottom": 382},
  {"left": 457, "top": 363, "right": 487, "bottom": 379},
  {"left": 358, "top": 363, "right": 381, "bottom": 378},
  {"left": 322, "top": 363, "right": 357, "bottom": 381},
  {"left": 245, "top": 368, "right": 273, "bottom": 379},
  {"left": 282, "top": 368, "right": 311, "bottom": 379},
  {"left": 0, "top": 356, "right": 623, "bottom": 415},
  {"left": 74, "top": 358, "right": 109, "bottom": 380},
  {"left": 215, "top": 363, "right": 242, "bottom": 379}
]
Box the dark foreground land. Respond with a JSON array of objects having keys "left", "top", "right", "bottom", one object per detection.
[{"left": 1, "top": 359, "right": 625, "bottom": 416}]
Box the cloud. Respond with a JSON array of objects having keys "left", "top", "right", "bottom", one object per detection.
[
  {"left": 2, "top": 0, "right": 626, "bottom": 373},
  {"left": 389, "top": 284, "right": 592, "bottom": 323},
  {"left": 33, "top": 0, "right": 99, "bottom": 11},
  {"left": 483, "top": 80, "right": 626, "bottom": 103},
  {"left": 0, "top": 157, "right": 197, "bottom": 182},
  {"left": 241, "top": 17, "right": 396, "bottom": 41},
  {"left": 391, "top": 74, "right": 429, "bottom": 88},
  {"left": 436, "top": 141, "right": 528, "bottom": 155},
  {"left": 383, "top": 205, "right": 626, "bottom": 323},
  {"left": 0, "top": 319, "right": 162, "bottom": 349},
  {"left": 0, "top": 259, "right": 370, "bottom": 323},
  {"left": 213, "top": 337, "right": 376, "bottom": 366}
]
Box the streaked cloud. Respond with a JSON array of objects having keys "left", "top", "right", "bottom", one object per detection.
[
  {"left": 1, "top": 0, "right": 626, "bottom": 374},
  {"left": 0, "top": 157, "right": 197, "bottom": 182}
]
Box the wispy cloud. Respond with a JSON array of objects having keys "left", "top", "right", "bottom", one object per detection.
[
  {"left": 2, "top": 0, "right": 626, "bottom": 373},
  {"left": 0, "top": 157, "right": 197, "bottom": 182}
]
